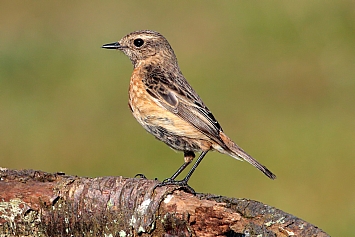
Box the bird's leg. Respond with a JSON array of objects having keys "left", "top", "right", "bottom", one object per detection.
[
  {"left": 155, "top": 151, "right": 209, "bottom": 193},
  {"left": 168, "top": 162, "right": 190, "bottom": 181},
  {"left": 168, "top": 151, "right": 195, "bottom": 181},
  {"left": 181, "top": 150, "right": 208, "bottom": 184}
]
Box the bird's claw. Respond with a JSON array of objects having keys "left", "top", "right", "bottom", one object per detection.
[
  {"left": 154, "top": 178, "right": 195, "bottom": 194},
  {"left": 134, "top": 173, "right": 147, "bottom": 179}
]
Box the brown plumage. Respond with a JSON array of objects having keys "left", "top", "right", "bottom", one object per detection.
[{"left": 102, "top": 30, "right": 276, "bottom": 187}]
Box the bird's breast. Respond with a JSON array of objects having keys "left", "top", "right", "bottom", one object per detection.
[{"left": 128, "top": 68, "right": 209, "bottom": 140}]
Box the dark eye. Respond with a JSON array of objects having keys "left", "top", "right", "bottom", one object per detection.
[{"left": 133, "top": 38, "right": 144, "bottom": 47}]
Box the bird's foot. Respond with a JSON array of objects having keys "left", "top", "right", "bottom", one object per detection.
[
  {"left": 154, "top": 178, "right": 195, "bottom": 194},
  {"left": 134, "top": 173, "right": 147, "bottom": 179}
]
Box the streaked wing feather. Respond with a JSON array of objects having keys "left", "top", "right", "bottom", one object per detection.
[{"left": 143, "top": 66, "right": 225, "bottom": 147}]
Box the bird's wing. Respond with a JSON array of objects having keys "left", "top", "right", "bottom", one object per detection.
[{"left": 143, "top": 66, "right": 226, "bottom": 147}]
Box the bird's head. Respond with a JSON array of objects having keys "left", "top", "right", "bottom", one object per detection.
[{"left": 102, "top": 30, "right": 177, "bottom": 68}]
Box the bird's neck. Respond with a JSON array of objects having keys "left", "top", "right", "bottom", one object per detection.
[{"left": 135, "top": 55, "right": 182, "bottom": 75}]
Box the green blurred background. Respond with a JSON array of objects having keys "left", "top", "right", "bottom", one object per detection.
[{"left": 1, "top": 1, "right": 354, "bottom": 235}]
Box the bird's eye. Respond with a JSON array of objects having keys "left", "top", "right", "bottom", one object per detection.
[{"left": 133, "top": 38, "right": 144, "bottom": 47}]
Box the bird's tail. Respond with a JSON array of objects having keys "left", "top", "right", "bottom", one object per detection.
[{"left": 219, "top": 132, "right": 276, "bottom": 179}]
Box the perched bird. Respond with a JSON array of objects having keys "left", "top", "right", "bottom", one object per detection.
[{"left": 102, "top": 30, "right": 276, "bottom": 187}]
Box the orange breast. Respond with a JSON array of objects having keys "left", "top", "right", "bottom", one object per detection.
[{"left": 128, "top": 67, "right": 210, "bottom": 140}]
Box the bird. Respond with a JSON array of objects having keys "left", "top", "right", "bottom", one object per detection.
[{"left": 102, "top": 30, "right": 276, "bottom": 188}]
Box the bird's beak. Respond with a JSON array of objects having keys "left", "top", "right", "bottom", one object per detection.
[{"left": 102, "top": 42, "right": 122, "bottom": 50}]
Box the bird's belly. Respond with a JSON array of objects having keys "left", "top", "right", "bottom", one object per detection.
[{"left": 128, "top": 73, "right": 211, "bottom": 151}]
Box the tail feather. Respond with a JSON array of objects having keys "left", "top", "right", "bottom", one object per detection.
[{"left": 219, "top": 132, "right": 276, "bottom": 180}]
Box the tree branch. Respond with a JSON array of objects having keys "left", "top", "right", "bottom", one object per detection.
[{"left": 0, "top": 168, "right": 329, "bottom": 236}]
